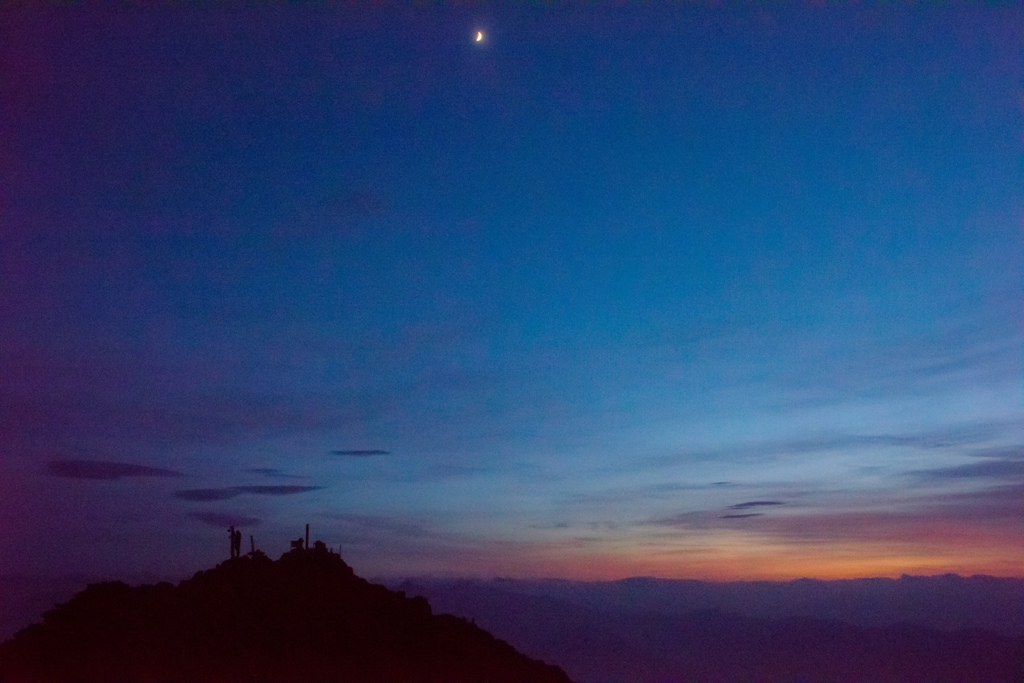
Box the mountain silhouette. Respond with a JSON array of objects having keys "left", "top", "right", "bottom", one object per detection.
[
  {"left": 0, "top": 546, "right": 571, "bottom": 683},
  {"left": 399, "top": 578, "right": 1024, "bottom": 683}
]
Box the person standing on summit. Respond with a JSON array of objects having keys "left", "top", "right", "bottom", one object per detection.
[{"left": 227, "top": 525, "right": 242, "bottom": 559}]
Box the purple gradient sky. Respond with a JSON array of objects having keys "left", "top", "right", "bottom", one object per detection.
[{"left": 1, "top": 5, "right": 1021, "bottom": 581}]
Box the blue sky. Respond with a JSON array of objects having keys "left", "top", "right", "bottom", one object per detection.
[{"left": 1, "top": 5, "right": 1021, "bottom": 580}]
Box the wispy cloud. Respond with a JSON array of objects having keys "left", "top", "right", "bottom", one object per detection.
[
  {"left": 190, "top": 512, "right": 262, "bottom": 528},
  {"left": 175, "top": 485, "right": 322, "bottom": 502},
  {"left": 910, "top": 459, "right": 1024, "bottom": 481},
  {"left": 4, "top": 390, "right": 369, "bottom": 448},
  {"left": 47, "top": 459, "right": 182, "bottom": 481},
  {"left": 646, "top": 512, "right": 704, "bottom": 527},
  {"left": 567, "top": 481, "right": 746, "bottom": 506},
  {"left": 175, "top": 489, "right": 239, "bottom": 502},
  {"left": 655, "top": 483, "right": 1023, "bottom": 541},
  {"left": 244, "top": 468, "right": 301, "bottom": 479},
  {"left": 772, "top": 311, "right": 1022, "bottom": 405},
  {"left": 903, "top": 445, "right": 1024, "bottom": 483},
  {"left": 967, "top": 446, "right": 1024, "bottom": 460},
  {"left": 638, "top": 420, "right": 1017, "bottom": 471},
  {"left": 330, "top": 449, "right": 390, "bottom": 457},
  {"left": 236, "top": 485, "right": 321, "bottom": 496},
  {"left": 317, "top": 513, "right": 433, "bottom": 548},
  {"left": 728, "top": 501, "right": 784, "bottom": 510},
  {"left": 745, "top": 491, "right": 1024, "bottom": 546}
]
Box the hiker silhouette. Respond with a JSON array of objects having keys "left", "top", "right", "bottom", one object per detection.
[{"left": 228, "top": 526, "right": 242, "bottom": 559}]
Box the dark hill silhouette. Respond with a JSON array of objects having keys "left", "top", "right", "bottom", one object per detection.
[{"left": 0, "top": 547, "right": 571, "bottom": 683}]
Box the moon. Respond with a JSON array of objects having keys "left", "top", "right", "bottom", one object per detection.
[{"left": 475, "top": 31, "right": 484, "bottom": 43}]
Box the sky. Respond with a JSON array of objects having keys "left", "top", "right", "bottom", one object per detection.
[{"left": 1, "top": 5, "right": 1021, "bottom": 582}]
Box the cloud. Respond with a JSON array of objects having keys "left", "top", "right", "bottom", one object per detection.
[
  {"left": 646, "top": 512, "right": 704, "bottom": 527},
  {"left": 716, "top": 484, "right": 1024, "bottom": 544},
  {"left": 635, "top": 482, "right": 1024, "bottom": 575},
  {"left": 174, "top": 485, "right": 322, "bottom": 502},
  {"left": 911, "top": 459, "right": 1024, "bottom": 481},
  {"left": 906, "top": 445, "right": 1024, "bottom": 482},
  {"left": 728, "top": 501, "right": 784, "bottom": 510},
  {"left": 967, "top": 446, "right": 1024, "bottom": 460},
  {"left": 650, "top": 509, "right": 770, "bottom": 523},
  {"left": 190, "top": 512, "right": 262, "bottom": 528},
  {"left": 635, "top": 420, "right": 1018, "bottom": 473},
  {"left": 0, "top": 348, "right": 371, "bottom": 448},
  {"left": 321, "top": 513, "right": 429, "bottom": 541},
  {"left": 771, "top": 312, "right": 1022, "bottom": 406},
  {"left": 234, "top": 485, "right": 322, "bottom": 496},
  {"left": 568, "top": 481, "right": 749, "bottom": 506},
  {"left": 330, "top": 449, "right": 390, "bottom": 457},
  {"left": 47, "top": 459, "right": 183, "bottom": 481},
  {"left": 175, "top": 488, "right": 241, "bottom": 502},
  {"left": 244, "top": 468, "right": 300, "bottom": 478}
]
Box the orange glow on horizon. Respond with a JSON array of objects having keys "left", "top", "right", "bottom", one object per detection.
[{"left": 351, "top": 527, "right": 1024, "bottom": 581}]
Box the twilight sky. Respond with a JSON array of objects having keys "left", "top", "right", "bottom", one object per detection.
[{"left": 1, "top": 5, "right": 1021, "bottom": 581}]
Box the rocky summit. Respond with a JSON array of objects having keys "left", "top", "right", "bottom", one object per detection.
[{"left": 0, "top": 545, "right": 571, "bottom": 683}]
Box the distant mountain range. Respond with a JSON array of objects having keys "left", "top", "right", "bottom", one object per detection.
[
  {"left": 396, "top": 575, "right": 1024, "bottom": 683},
  {"left": 3, "top": 559, "right": 1021, "bottom": 683},
  {"left": 0, "top": 548, "right": 570, "bottom": 683}
]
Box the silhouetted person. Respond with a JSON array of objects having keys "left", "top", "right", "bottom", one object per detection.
[{"left": 227, "top": 526, "right": 243, "bottom": 559}]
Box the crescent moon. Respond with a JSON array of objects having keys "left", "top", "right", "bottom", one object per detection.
[{"left": 475, "top": 31, "right": 484, "bottom": 42}]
